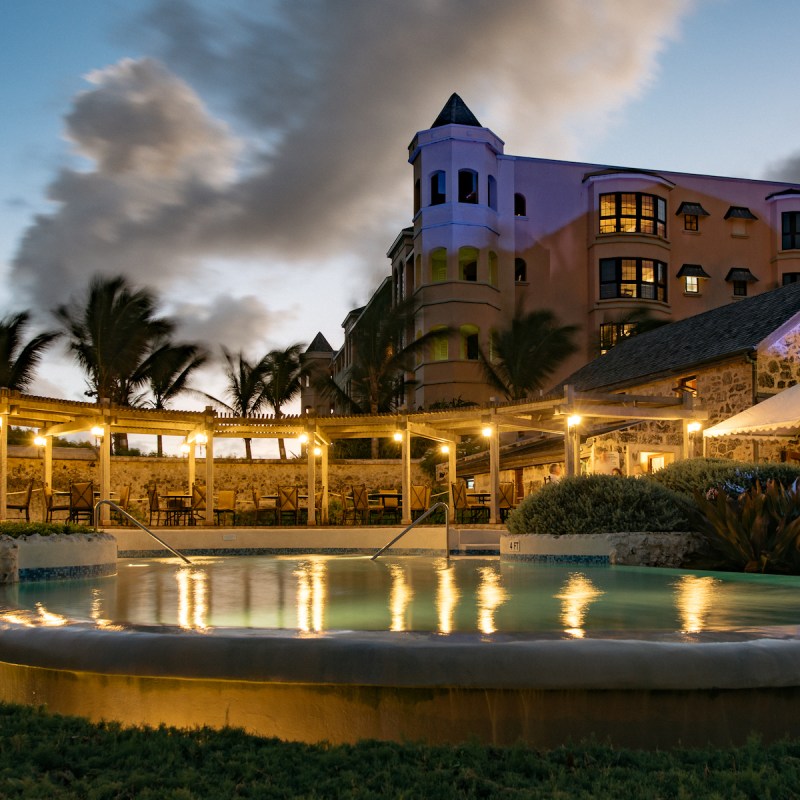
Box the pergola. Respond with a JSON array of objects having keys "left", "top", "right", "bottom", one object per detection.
[{"left": 0, "top": 386, "right": 706, "bottom": 525}]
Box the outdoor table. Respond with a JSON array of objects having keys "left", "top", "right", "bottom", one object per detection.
[
  {"left": 160, "top": 494, "right": 192, "bottom": 526},
  {"left": 467, "top": 491, "right": 491, "bottom": 504}
]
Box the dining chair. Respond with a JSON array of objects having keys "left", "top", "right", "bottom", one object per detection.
[
  {"left": 277, "top": 487, "right": 299, "bottom": 525},
  {"left": 7, "top": 480, "right": 34, "bottom": 522},
  {"left": 410, "top": 485, "right": 431, "bottom": 520},
  {"left": 215, "top": 489, "right": 237, "bottom": 526},
  {"left": 251, "top": 489, "right": 277, "bottom": 525},
  {"left": 451, "top": 481, "right": 488, "bottom": 523},
  {"left": 147, "top": 487, "right": 166, "bottom": 526},
  {"left": 498, "top": 482, "right": 517, "bottom": 522},
  {"left": 111, "top": 485, "right": 131, "bottom": 525},
  {"left": 69, "top": 481, "right": 94, "bottom": 525},
  {"left": 314, "top": 487, "right": 325, "bottom": 525},
  {"left": 380, "top": 488, "right": 401, "bottom": 523},
  {"left": 44, "top": 486, "right": 70, "bottom": 523},
  {"left": 191, "top": 483, "right": 207, "bottom": 525},
  {"left": 350, "top": 485, "right": 382, "bottom": 525}
]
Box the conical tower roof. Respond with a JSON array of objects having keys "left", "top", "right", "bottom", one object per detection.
[
  {"left": 305, "top": 332, "right": 334, "bottom": 353},
  {"left": 431, "top": 93, "right": 481, "bottom": 128}
]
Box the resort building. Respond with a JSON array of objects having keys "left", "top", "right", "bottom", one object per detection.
[{"left": 313, "top": 93, "right": 800, "bottom": 412}]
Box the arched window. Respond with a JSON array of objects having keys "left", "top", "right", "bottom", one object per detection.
[
  {"left": 514, "top": 258, "right": 527, "bottom": 282},
  {"left": 430, "top": 171, "right": 446, "bottom": 206},
  {"left": 430, "top": 326, "right": 449, "bottom": 361},
  {"left": 514, "top": 193, "right": 527, "bottom": 216},
  {"left": 459, "top": 247, "right": 479, "bottom": 281},
  {"left": 431, "top": 248, "right": 447, "bottom": 282},
  {"left": 413, "top": 179, "right": 420, "bottom": 215},
  {"left": 488, "top": 176, "right": 497, "bottom": 210},
  {"left": 458, "top": 169, "right": 478, "bottom": 204},
  {"left": 488, "top": 251, "right": 498, "bottom": 286},
  {"left": 460, "top": 324, "right": 480, "bottom": 360}
]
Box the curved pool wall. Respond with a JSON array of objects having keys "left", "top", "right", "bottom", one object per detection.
[{"left": 1, "top": 624, "right": 800, "bottom": 748}]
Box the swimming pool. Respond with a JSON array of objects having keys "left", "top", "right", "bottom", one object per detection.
[
  {"left": 3, "top": 555, "right": 800, "bottom": 637},
  {"left": 0, "top": 554, "right": 799, "bottom": 748}
]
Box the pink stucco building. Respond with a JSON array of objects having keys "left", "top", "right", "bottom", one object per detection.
[{"left": 310, "top": 94, "right": 800, "bottom": 412}]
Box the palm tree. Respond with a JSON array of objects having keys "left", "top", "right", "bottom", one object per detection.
[
  {"left": 261, "top": 343, "right": 306, "bottom": 460},
  {"left": 197, "top": 348, "right": 269, "bottom": 461},
  {"left": 480, "top": 308, "right": 578, "bottom": 401},
  {"left": 144, "top": 341, "right": 208, "bottom": 456},
  {"left": 54, "top": 275, "right": 174, "bottom": 404},
  {"left": 0, "top": 311, "right": 60, "bottom": 391},
  {"left": 317, "top": 293, "right": 445, "bottom": 457}
]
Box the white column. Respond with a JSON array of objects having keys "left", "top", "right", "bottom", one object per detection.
[
  {"left": 320, "top": 443, "right": 329, "bottom": 524},
  {"left": 99, "top": 423, "right": 111, "bottom": 525},
  {"left": 187, "top": 442, "right": 196, "bottom": 491},
  {"left": 489, "top": 426, "right": 500, "bottom": 524},
  {"left": 0, "top": 414, "right": 7, "bottom": 520},
  {"left": 306, "top": 437, "right": 316, "bottom": 527},
  {"left": 447, "top": 443, "right": 457, "bottom": 522},
  {"left": 43, "top": 436, "right": 53, "bottom": 489},
  {"left": 203, "top": 433, "right": 214, "bottom": 526},
  {"left": 401, "top": 431, "right": 411, "bottom": 525}
]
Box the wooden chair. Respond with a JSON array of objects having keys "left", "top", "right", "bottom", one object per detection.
[
  {"left": 214, "top": 489, "right": 237, "bottom": 526},
  {"left": 251, "top": 489, "right": 277, "bottom": 525},
  {"left": 277, "top": 487, "right": 299, "bottom": 525},
  {"left": 410, "top": 485, "right": 431, "bottom": 520},
  {"left": 7, "top": 480, "right": 34, "bottom": 522},
  {"left": 191, "top": 483, "right": 207, "bottom": 525},
  {"left": 44, "top": 487, "right": 70, "bottom": 523},
  {"left": 111, "top": 485, "right": 131, "bottom": 525},
  {"left": 451, "top": 481, "right": 489, "bottom": 523},
  {"left": 351, "top": 485, "right": 383, "bottom": 525},
  {"left": 498, "top": 482, "right": 518, "bottom": 522},
  {"left": 69, "top": 481, "right": 94, "bottom": 525},
  {"left": 147, "top": 487, "right": 166, "bottom": 527},
  {"left": 313, "top": 487, "right": 325, "bottom": 525},
  {"left": 380, "top": 489, "right": 401, "bottom": 523}
]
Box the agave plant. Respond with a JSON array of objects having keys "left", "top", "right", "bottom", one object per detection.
[{"left": 691, "top": 480, "right": 800, "bottom": 573}]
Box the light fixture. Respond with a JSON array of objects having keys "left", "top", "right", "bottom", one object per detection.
[
  {"left": 440, "top": 444, "right": 450, "bottom": 454},
  {"left": 393, "top": 431, "right": 403, "bottom": 442},
  {"left": 180, "top": 443, "right": 191, "bottom": 456},
  {"left": 33, "top": 435, "right": 46, "bottom": 448},
  {"left": 194, "top": 432, "right": 208, "bottom": 445},
  {"left": 567, "top": 415, "right": 582, "bottom": 428},
  {"left": 90, "top": 425, "right": 104, "bottom": 438},
  {"left": 299, "top": 433, "right": 309, "bottom": 444},
  {"left": 481, "top": 426, "right": 493, "bottom": 438},
  {"left": 313, "top": 446, "right": 322, "bottom": 457},
  {"left": 687, "top": 421, "right": 702, "bottom": 433}
]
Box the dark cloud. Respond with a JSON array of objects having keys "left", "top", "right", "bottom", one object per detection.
[
  {"left": 12, "top": 0, "right": 691, "bottom": 353},
  {"left": 765, "top": 154, "right": 800, "bottom": 183}
]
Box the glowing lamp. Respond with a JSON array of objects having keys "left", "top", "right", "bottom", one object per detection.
[
  {"left": 299, "top": 433, "right": 309, "bottom": 444},
  {"left": 313, "top": 446, "right": 322, "bottom": 457},
  {"left": 481, "top": 426, "right": 493, "bottom": 438},
  {"left": 567, "top": 415, "right": 582, "bottom": 428},
  {"left": 33, "top": 435, "right": 47, "bottom": 448},
  {"left": 180, "top": 443, "right": 191, "bottom": 456},
  {"left": 194, "top": 433, "right": 208, "bottom": 445},
  {"left": 91, "top": 425, "right": 105, "bottom": 438},
  {"left": 393, "top": 431, "right": 403, "bottom": 442},
  {"left": 440, "top": 444, "right": 450, "bottom": 454},
  {"left": 687, "top": 422, "right": 702, "bottom": 433}
]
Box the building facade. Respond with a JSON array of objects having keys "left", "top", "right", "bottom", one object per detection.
[{"left": 324, "top": 94, "right": 800, "bottom": 411}]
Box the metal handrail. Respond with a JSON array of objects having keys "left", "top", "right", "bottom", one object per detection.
[
  {"left": 94, "top": 499, "right": 193, "bottom": 565},
  {"left": 371, "top": 502, "right": 449, "bottom": 561}
]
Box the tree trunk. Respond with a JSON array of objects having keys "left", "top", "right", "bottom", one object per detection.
[
  {"left": 278, "top": 438, "right": 287, "bottom": 460},
  {"left": 156, "top": 434, "right": 163, "bottom": 458},
  {"left": 244, "top": 437, "right": 252, "bottom": 462}
]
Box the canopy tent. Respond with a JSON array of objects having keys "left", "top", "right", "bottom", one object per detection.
[{"left": 703, "top": 383, "right": 800, "bottom": 438}]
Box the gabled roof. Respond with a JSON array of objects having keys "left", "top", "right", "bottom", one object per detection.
[
  {"left": 561, "top": 282, "right": 800, "bottom": 392},
  {"left": 431, "top": 93, "right": 482, "bottom": 128},
  {"left": 305, "top": 332, "right": 334, "bottom": 353}
]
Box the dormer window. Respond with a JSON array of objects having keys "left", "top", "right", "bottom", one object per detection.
[
  {"left": 725, "top": 267, "right": 758, "bottom": 297},
  {"left": 675, "top": 201, "right": 709, "bottom": 232},
  {"left": 676, "top": 264, "right": 710, "bottom": 295},
  {"left": 724, "top": 206, "right": 757, "bottom": 237}
]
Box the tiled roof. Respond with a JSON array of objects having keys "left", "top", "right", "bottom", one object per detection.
[
  {"left": 724, "top": 206, "right": 758, "bottom": 220},
  {"left": 431, "top": 93, "right": 482, "bottom": 128},
  {"left": 560, "top": 282, "right": 800, "bottom": 392},
  {"left": 305, "top": 332, "right": 334, "bottom": 353},
  {"left": 675, "top": 201, "right": 710, "bottom": 216},
  {"left": 676, "top": 264, "right": 711, "bottom": 279}
]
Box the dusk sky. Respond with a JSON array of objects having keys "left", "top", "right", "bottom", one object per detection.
[{"left": 3, "top": 0, "right": 800, "bottom": 454}]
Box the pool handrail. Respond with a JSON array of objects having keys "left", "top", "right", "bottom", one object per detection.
[
  {"left": 371, "top": 501, "right": 449, "bottom": 561},
  {"left": 93, "top": 499, "right": 193, "bottom": 565}
]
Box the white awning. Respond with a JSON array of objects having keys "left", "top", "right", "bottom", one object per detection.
[{"left": 703, "top": 384, "right": 800, "bottom": 438}]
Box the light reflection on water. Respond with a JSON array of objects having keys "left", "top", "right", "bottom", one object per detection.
[{"left": 2, "top": 556, "right": 800, "bottom": 636}]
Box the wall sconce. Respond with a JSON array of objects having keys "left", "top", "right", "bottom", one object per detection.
[
  {"left": 481, "top": 426, "right": 493, "bottom": 438},
  {"left": 33, "top": 435, "right": 46, "bottom": 448},
  {"left": 91, "top": 425, "right": 105, "bottom": 438},
  {"left": 180, "top": 443, "right": 191, "bottom": 457},
  {"left": 440, "top": 444, "right": 450, "bottom": 454},
  {"left": 393, "top": 431, "right": 403, "bottom": 442},
  {"left": 687, "top": 421, "right": 702, "bottom": 433},
  {"left": 567, "top": 415, "right": 582, "bottom": 428},
  {"left": 194, "top": 433, "right": 208, "bottom": 445},
  {"left": 299, "top": 433, "right": 309, "bottom": 445},
  {"left": 313, "top": 446, "right": 322, "bottom": 457}
]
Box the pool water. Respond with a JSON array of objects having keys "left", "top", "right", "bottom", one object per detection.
[{"left": 2, "top": 555, "right": 800, "bottom": 637}]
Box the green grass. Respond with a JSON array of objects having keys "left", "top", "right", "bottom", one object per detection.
[{"left": 2, "top": 704, "right": 800, "bottom": 799}]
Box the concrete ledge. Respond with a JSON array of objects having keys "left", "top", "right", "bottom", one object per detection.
[
  {"left": 0, "top": 533, "right": 117, "bottom": 583},
  {"left": 0, "top": 625, "right": 799, "bottom": 747},
  {"left": 501, "top": 531, "right": 706, "bottom": 568}
]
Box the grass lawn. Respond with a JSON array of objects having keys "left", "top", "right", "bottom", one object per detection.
[{"left": 1, "top": 702, "right": 799, "bottom": 799}]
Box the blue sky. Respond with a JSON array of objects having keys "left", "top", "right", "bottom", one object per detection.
[{"left": 2, "top": 0, "right": 800, "bottom": 453}]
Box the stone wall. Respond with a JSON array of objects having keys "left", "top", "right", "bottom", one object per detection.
[{"left": 7, "top": 449, "right": 429, "bottom": 522}]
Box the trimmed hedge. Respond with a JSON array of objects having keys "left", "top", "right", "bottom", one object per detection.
[
  {"left": 0, "top": 522, "right": 93, "bottom": 539},
  {"left": 507, "top": 474, "right": 691, "bottom": 535},
  {"left": 648, "top": 458, "right": 800, "bottom": 497}
]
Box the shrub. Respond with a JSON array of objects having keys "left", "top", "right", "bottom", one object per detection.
[
  {"left": 689, "top": 479, "right": 800, "bottom": 573},
  {"left": 506, "top": 474, "right": 691, "bottom": 535},
  {"left": 649, "top": 457, "right": 800, "bottom": 498},
  {"left": 0, "top": 522, "right": 93, "bottom": 539}
]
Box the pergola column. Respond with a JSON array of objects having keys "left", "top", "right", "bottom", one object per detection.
[
  {"left": 203, "top": 432, "right": 214, "bottom": 526},
  {"left": 187, "top": 441, "right": 196, "bottom": 491},
  {"left": 400, "top": 427, "right": 411, "bottom": 525},
  {"left": 42, "top": 435, "right": 53, "bottom": 489},
  {"left": 319, "top": 442, "right": 329, "bottom": 524},
  {"left": 488, "top": 425, "right": 500, "bottom": 524},
  {"left": 306, "top": 432, "right": 316, "bottom": 526},
  {"left": 447, "top": 443, "right": 457, "bottom": 522},
  {"left": 0, "top": 413, "right": 7, "bottom": 520},
  {"left": 98, "top": 421, "right": 111, "bottom": 525}
]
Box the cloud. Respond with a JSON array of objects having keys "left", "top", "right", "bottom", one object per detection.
[
  {"left": 764, "top": 154, "right": 800, "bottom": 183},
  {"left": 12, "top": 0, "right": 693, "bottom": 358}
]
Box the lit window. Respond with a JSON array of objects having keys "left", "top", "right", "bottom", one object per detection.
[
  {"left": 514, "top": 193, "right": 527, "bottom": 216},
  {"left": 430, "top": 171, "right": 446, "bottom": 206},
  {"left": 599, "top": 322, "right": 637, "bottom": 354},
  {"left": 431, "top": 248, "right": 447, "bottom": 282},
  {"left": 599, "top": 192, "right": 666, "bottom": 237},
  {"left": 684, "top": 276, "right": 699, "bottom": 294},
  {"left": 488, "top": 176, "right": 497, "bottom": 210},
  {"left": 430, "top": 327, "right": 448, "bottom": 361},
  {"left": 459, "top": 247, "right": 478, "bottom": 281},
  {"left": 458, "top": 169, "right": 478, "bottom": 204},
  {"left": 782, "top": 211, "right": 800, "bottom": 250},
  {"left": 684, "top": 214, "right": 698, "bottom": 231},
  {"left": 514, "top": 258, "right": 527, "bottom": 282},
  {"left": 599, "top": 258, "right": 667, "bottom": 301}
]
